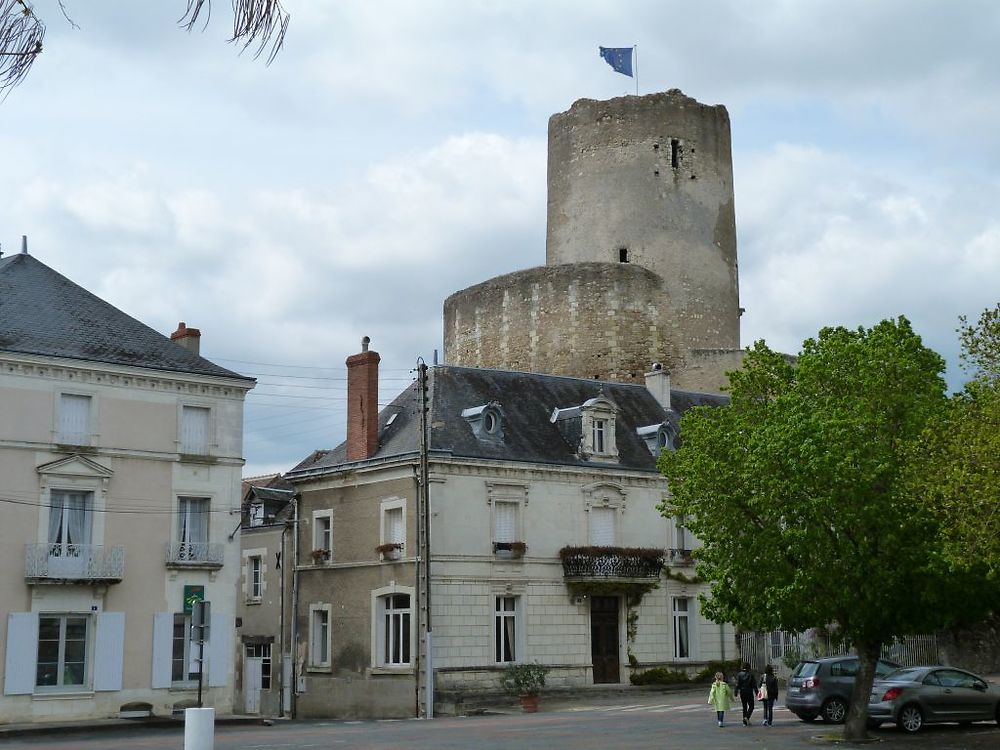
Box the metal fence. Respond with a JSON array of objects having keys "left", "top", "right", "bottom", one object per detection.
[{"left": 739, "top": 630, "right": 939, "bottom": 679}]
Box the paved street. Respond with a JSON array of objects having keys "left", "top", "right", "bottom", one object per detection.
[{"left": 4, "top": 689, "right": 998, "bottom": 750}]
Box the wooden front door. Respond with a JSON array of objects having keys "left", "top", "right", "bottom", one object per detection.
[{"left": 590, "top": 596, "right": 620, "bottom": 684}]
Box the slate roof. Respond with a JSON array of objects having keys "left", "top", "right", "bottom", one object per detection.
[
  {"left": 288, "top": 365, "right": 728, "bottom": 478},
  {"left": 0, "top": 253, "right": 250, "bottom": 380}
]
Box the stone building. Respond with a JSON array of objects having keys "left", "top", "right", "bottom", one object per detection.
[
  {"left": 444, "top": 89, "right": 745, "bottom": 394},
  {"left": 0, "top": 246, "right": 254, "bottom": 723},
  {"left": 283, "top": 340, "right": 736, "bottom": 719}
]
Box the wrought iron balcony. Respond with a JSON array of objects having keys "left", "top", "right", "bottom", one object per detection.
[
  {"left": 559, "top": 546, "right": 664, "bottom": 579},
  {"left": 25, "top": 543, "right": 125, "bottom": 584},
  {"left": 165, "top": 541, "right": 225, "bottom": 569},
  {"left": 667, "top": 548, "right": 695, "bottom": 566}
]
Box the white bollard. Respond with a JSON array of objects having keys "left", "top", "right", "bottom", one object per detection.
[{"left": 184, "top": 707, "right": 215, "bottom": 750}]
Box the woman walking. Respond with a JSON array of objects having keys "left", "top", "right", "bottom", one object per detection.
[
  {"left": 759, "top": 664, "right": 779, "bottom": 726},
  {"left": 707, "top": 671, "right": 733, "bottom": 727},
  {"left": 735, "top": 662, "right": 757, "bottom": 726}
]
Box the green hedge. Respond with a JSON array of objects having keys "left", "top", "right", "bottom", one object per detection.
[{"left": 629, "top": 667, "right": 690, "bottom": 685}]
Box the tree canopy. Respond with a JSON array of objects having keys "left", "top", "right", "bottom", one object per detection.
[
  {"left": 911, "top": 303, "right": 1000, "bottom": 574},
  {"left": 658, "top": 317, "right": 999, "bottom": 740},
  {"left": 0, "top": 0, "right": 289, "bottom": 98}
]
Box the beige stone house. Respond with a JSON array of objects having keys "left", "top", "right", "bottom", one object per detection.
[
  {"left": 235, "top": 473, "right": 294, "bottom": 715},
  {"left": 0, "top": 247, "right": 254, "bottom": 723},
  {"left": 283, "top": 341, "right": 737, "bottom": 719}
]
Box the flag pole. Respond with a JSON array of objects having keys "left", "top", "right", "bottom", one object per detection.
[{"left": 634, "top": 45, "right": 639, "bottom": 96}]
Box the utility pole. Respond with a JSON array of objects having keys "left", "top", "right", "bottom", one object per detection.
[
  {"left": 191, "top": 600, "right": 211, "bottom": 708},
  {"left": 415, "top": 360, "right": 433, "bottom": 718}
]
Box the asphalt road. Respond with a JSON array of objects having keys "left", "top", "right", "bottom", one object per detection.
[{"left": 4, "top": 691, "right": 999, "bottom": 750}]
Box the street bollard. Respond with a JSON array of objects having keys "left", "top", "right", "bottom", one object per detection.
[{"left": 184, "top": 707, "right": 215, "bottom": 750}]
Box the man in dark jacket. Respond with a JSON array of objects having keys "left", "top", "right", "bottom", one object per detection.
[{"left": 735, "top": 662, "right": 757, "bottom": 726}]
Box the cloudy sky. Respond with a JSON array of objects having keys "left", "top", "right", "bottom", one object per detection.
[{"left": 3, "top": 1, "right": 998, "bottom": 476}]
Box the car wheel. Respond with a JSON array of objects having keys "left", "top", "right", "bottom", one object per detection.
[
  {"left": 898, "top": 704, "right": 923, "bottom": 733},
  {"left": 822, "top": 698, "right": 848, "bottom": 724}
]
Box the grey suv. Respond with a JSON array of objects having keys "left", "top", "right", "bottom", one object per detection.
[{"left": 786, "top": 655, "right": 901, "bottom": 723}]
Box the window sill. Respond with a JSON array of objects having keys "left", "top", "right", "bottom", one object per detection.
[
  {"left": 370, "top": 665, "right": 414, "bottom": 676},
  {"left": 306, "top": 665, "right": 331, "bottom": 673},
  {"left": 246, "top": 597, "right": 263, "bottom": 606},
  {"left": 32, "top": 689, "right": 95, "bottom": 700}
]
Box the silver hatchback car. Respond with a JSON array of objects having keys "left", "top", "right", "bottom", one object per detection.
[
  {"left": 868, "top": 666, "right": 1000, "bottom": 733},
  {"left": 786, "top": 655, "right": 901, "bottom": 723}
]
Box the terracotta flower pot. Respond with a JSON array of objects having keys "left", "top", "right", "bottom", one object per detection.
[{"left": 519, "top": 693, "right": 540, "bottom": 713}]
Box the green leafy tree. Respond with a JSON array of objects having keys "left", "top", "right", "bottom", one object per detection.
[
  {"left": 913, "top": 303, "right": 1000, "bottom": 574},
  {"left": 659, "top": 317, "right": 998, "bottom": 740}
]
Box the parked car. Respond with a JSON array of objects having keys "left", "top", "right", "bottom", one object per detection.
[
  {"left": 868, "top": 666, "right": 1000, "bottom": 733},
  {"left": 786, "top": 655, "right": 901, "bottom": 723}
]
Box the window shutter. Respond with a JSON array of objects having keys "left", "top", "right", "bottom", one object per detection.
[
  {"left": 208, "top": 612, "right": 232, "bottom": 687},
  {"left": 3, "top": 612, "right": 38, "bottom": 695},
  {"left": 589, "top": 507, "right": 615, "bottom": 546},
  {"left": 151, "top": 612, "right": 174, "bottom": 688},
  {"left": 93, "top": 612, "right": 125, "bottom": 691},
  {"left": 181, "top": 406, "right": 210, "bottom": 454},
  {"left": 58, "top": 394, "right": 91, "bottom": 444},
  {"left": 493, "top": 502, "right": 517, "bottom": 543},
  {"left": 387, "top": 507, "right": 404, "bottom": 545}
]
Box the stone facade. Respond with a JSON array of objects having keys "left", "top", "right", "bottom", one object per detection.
[{"left": 444, "top": 90, "right": 742, "bottom": 393}]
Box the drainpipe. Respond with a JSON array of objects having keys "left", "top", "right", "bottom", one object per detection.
[
  {"left": 289, "top": 492, "right": 300, "bottom": 718},
  {"left": 278, "top": 506, "right": 292, "bottom": 718}
]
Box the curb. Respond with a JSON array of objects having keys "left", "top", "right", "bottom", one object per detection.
[{"left": 0, "top": 715, "right": 268, "bottom": 739}]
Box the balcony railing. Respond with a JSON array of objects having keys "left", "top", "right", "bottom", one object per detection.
[
  {"left": 667, "top": 548, "right": 695, "bottom": 566},
  {"left": 165, "top": 541, "right": 225, "bottom": 569},
  {"left": 559, "top": 546, "right": 664, "bottom": 579},
  {"left": 25, "top": 543, "right": 125, "bottom": 583}
]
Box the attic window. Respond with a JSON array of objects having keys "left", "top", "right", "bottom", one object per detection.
[
  {"left": 579, "top": 394, "right": 619, "bottom": 463},
  {"left": 638, "top": 422, "right": 674, "bottom": 456},
  {"left": 618, "top": 248, "right": 629, "bottom": 263},
  {"left": 461, "top": 402, "right": 505, "bottom": 442}
]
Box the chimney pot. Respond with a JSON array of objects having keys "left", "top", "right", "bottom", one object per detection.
[{"left": 170, "top": 321, "right": 202, "bottom": 356}]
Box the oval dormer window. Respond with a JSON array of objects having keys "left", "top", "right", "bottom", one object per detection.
[{"left": 483, "top": 410, "right": 498, "bottom": 434}]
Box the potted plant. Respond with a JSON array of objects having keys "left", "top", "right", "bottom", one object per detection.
[
  {"left": 376, "top": 542, "right": 403, "bottom": 561},
  {"left": 310, "top": 548, "right": 330, "bottom": 564},
  {"left": 492, "top": 541, "right": 527, "bottom": 559},
  {"left": 500, "top": 662, "right": 549, "bottom": 713}
]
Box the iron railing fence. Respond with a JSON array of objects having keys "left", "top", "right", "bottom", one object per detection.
[{"left": 25, "top": 543, "right": 125, "bottom": 582}]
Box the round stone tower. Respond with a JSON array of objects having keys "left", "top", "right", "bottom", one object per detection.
[{"left": 443, "top": 89, "right": 743, "bottom": 393}]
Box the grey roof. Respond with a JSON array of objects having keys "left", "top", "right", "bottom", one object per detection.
[
  {"left": 0, "top": 253, "right": 250, "bottom": 380},
  {"left": 288, "top": 365, "right": 728, "bottom": 477}
]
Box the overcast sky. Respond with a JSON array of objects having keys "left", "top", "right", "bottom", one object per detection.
[{"left": 3, "top": 1, "right": 998, "bottom": 476}]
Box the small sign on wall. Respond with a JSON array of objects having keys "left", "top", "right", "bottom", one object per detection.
[{"left": 184, "top": 584, "right": 205, "bottom": 614}]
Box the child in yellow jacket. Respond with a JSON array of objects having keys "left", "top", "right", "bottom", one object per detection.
[{"left": 708, "top": 671, "right": 734, "bottom": 727}]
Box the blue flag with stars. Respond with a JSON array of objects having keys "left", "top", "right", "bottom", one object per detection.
[{"left": 599, "top": 46, "right": 633, "bottom": 77}]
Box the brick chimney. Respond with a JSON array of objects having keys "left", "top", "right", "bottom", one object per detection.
[
  {"left": 170, "top": 322, "right": 201, "bottom": 356},
  {"left": 346, "top": 336, "right": 381, "bottom": 461},
  {"left": 644, "top": 363, "right": 671, "bottom": 410}
]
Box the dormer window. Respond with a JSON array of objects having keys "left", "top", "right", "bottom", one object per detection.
[
  {"left": 581, "top": 394, "right": 619, "bottom": 462},
  {"left": 637, "top": 422, "right": 675, "bottom": 456},
  {"left": 461, "top": 402, "right": 505, "bottom": 442}
]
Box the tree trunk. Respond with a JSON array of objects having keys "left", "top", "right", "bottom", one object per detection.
[{"left": 843, "top": 640, "right": 881, "bottom": 741}]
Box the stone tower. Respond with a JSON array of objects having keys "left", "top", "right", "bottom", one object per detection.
[{"left": 443, "top": 89, "right": 744, "bottom": 393}]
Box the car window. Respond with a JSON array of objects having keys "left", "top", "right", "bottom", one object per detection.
[
  {"left": 936, "top": 670, "right": 980, "bottom": 689},
  {"left": 875, "top": 660, "right": 901, "bottom": 677},
  {"left": 922, "top": 672, "right": 941, "bottom": 686},
  {"left": 886, "top": 668, "right": 923, "bottom": 682},
  {"left": 794, "top": 662, "right": 820, "bottom": 678},
  {"left": 830, "top": 659, "right": 858, "bottom": 677}
]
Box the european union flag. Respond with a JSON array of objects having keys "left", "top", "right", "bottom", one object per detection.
[{"left": 599, "top": 46, "right": 633, "bottom": 77}]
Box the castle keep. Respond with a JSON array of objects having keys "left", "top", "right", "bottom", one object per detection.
[{"left": 443, "top": 89, "right": 744, "bottom": 393}]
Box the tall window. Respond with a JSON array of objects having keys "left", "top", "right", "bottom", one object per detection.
[
  {"left": 673, "top": 515, "right": 688, "bottom": 551},
  {"left": 172, "top": 613, "right": 199, "bottom": 683},
  {"left": 493, "top": 501, "right": 518, "bottom": 544},
  {"left": 495, "top": 596, "right": 517, "bottom": 663},
  {"left": 672, "top": 597, "right": 691, "bottom": 659},
  {"left": 589, "top": 506, "right": 616, "bottom": 546},
  {"left": 592, "top": 418, "right": 607, "bottom": 454},
  {"left": 309, "top": 606, "right": 330, "bottom": 668},
  {"left": 36, "top": 615, "right": 89, "bottom": 689},
  {"left": 178, "top": 497, "right": 210, "bottom": 560},
  {"left": 180, "top": 405, "right": 210, "bottom": 454},
  {"left": 57, "top": 394, "right": 91, "bottom": 445},
  {"left": 249, "top": 555, "right": 263, "bottom": 600},
  {"left": 313, "top": 512, "right": 332, "bottom": 556},
  {"left": 384, "top": 507, "right": 404, "bottom": 550},
  {"left": 380, "top": 594, "right": 411, "bottom": 666},
  {"left": 48, "top": 490, "right": 93, "bottom": 554}
]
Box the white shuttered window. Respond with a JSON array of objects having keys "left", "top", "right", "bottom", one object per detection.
[
  {"left": 180, "top": 406, "right": 210, "bottom": 454},
  {"left": 589, "top": 507, "right": 616, "bottom": 546},
  {"left": 58, "top": 394, "right": 91, "bottom": 444},
  {"left": 493, "top": 501, "right": 517, "bottom": 543},
  {"left": 386, "top": 507, "right": 404, "bottom": 546}
]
